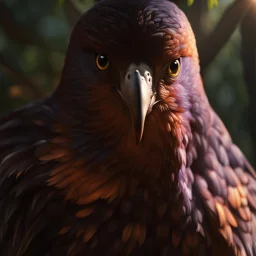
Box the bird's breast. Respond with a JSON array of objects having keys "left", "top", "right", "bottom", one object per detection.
[{"left": 56, "top": 180, "right": 202, "bottom": 255}]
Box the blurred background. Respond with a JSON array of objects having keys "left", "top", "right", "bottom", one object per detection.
[{"left": 0, "top": 0, "right": 255, "bottom": 165}]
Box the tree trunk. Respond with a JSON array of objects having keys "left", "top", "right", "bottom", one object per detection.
[{"left": 240, "top": 8, "right": 256, "bottom": 153}]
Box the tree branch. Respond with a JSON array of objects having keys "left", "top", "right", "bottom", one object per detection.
[
  {"left": 184, "top": 0, "right": 208, "bottom": 49},
  {"left": 199, "top": 0, "right": 253, "bottom": 76},
  {"left": 240, "top": 8, "right": 256, "bottom": 155},
  {"left": 0, "top": 53, "right": 43, "bottom": 99}
]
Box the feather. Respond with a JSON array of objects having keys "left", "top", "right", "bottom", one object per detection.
[
  {"left": 171, "top": 230, "right": 182, "bottom": 248},
  {"left": 227, "top": 187, "right": 241, "bottom": 209},
  {"left": 215, "top": 202, "right": 227, "bottom": 227},
  {"left": 223, "top": 206, "right": 238, "bottom": 228},
  {"left": 122, "top": 225, "right": 133, "bottom": 243}
]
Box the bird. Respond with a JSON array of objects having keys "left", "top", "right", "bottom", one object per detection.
[{"left": 0, "top": 0, "right": 256, "bottom": 255}]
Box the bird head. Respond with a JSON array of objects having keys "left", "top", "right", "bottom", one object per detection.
[{"left": 55, "top": 0, "right": 205, "bottom": 179}]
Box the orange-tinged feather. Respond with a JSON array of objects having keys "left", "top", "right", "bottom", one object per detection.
[
  {"left": 38, "top": 146, "right": 70, "bottom": 161},
  {"left": 16, "top": 170, "right": 23, "bottom": 178},
  {"left": 101, "top": 181, "right": 120, "bottom": 200},
  {"left": 241, "top": 197, "right": 248, "bottom": 207},
  {"left": 47, "top": 168, "right": 77, "bottom": 186},
  {"left": 59, "top": 226, "right": 71, "bottom": 235},
  {"left": 65, "top": 178, "right": 88, "bottom": 201},
  {"left": 76, "top": 208, "right": 94, "bottom": 218},
  {"left": 219, "top": 225, "right": 233, "bottom": 245},
  {"left": 122, "top": 225, "right": 133, "bottom": 243},
  {"left": 237, "top": 185, "right": 247, "bottom": 198},
  {"left": 223, "top": 206, "right": 238, "bottom": 228},
  {"left": 78, "top": 173, "right": 113, "bottom": 194},
  {"left": 50, "top": 162, "right": 74, "bottom": 176},
  {"left": 76, "top": 190, "right": 103, "bottom": 205},
  {"left": 227, "top": 187, "right": 241, "bottom": 209},
  {"left": 83, "top": 226, "right": 97, "bottom": 243},
  {"left": 52, "top": 169, "right": 84, "bottom": 189},
  {"left": 238, "top": 207, "right": 252, "bottom": 222},
  {"left": 51, "top": 136, "right": 69, "bottom": 144},
  {"left": 215, "top": 202, "right": 226, "bottom": 227}
]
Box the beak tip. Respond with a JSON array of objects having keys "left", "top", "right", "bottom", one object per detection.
[
  {"left": 136, "top": 135, "right": 142, "bottom": 145},
  {"left": 135, "top": 125, "right": 144, "bottom": 145}
]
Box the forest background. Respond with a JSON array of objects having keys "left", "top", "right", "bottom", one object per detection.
[{"left": 0, "top": 0, "right": 255, "bottom": 165}]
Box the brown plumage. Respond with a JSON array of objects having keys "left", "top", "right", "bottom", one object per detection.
[{"left": 0, "top": 0, "right": 256, "bottom": 255}]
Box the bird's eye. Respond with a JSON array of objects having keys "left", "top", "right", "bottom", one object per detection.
[
  {"left": 96, "top": 54, "right": 110, "bottom": 71},
  {"left": 168, "top": 58, "right": 180, "bottom": 77}
]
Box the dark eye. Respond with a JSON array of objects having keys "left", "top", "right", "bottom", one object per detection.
[
  {"left": 96, "top": 54, "right": 110, "bottom": 71},
  {"left": 168, "top": 58, "right": 180, "bottom": 77}
]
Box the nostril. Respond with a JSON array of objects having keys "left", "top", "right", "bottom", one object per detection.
[
  {"left": 147, "top": 72, "right": 150, "bottom": 76},
  {"left": 149, "top": 78, "right": 151, "bottom": 82},
  {"left": 127, "top": 74, "right": 130, "bottom": 80}
]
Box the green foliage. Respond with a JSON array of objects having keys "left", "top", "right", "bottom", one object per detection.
[
  {"left": 207, "top": 0, "right": 219, "bottom": 9},
  {"left": 187, "top": 0, "right": 194, "bottom": 6},
  {"left": 187, "top": 0, "right": 219, "bottom": 8}
]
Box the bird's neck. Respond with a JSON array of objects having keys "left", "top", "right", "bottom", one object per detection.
[{"left": 47, "top": 102, "right": 194, "bottom": 223}]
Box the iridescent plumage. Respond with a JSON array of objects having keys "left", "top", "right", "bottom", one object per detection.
[{"left": 0, "top": 0, "right": 255, "bottom": 255}]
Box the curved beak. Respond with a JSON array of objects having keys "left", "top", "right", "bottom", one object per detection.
[{"left": 120, "top": 64, "right": 155, "bottom": 144}]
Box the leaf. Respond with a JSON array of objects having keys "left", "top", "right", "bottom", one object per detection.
[
  {"left": 187, "top": 0, "right": 194, "bottom": 6},
  {"left": 208, "top": 0, "right": 219, "bottom": 9}
]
